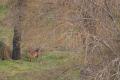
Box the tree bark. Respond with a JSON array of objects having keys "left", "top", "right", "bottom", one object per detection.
[
  {"left": 12, "top": 0, "right": 24, "bottom": 60},
  {"left": 12, "top": 26, "right": 21, "bottom": 60}
]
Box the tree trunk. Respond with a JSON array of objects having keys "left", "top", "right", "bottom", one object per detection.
[
  {"left": 12, "top": 0, "right": 24, "bottom": 60},
  {"left": 12, "top": 26, "right": 21, "bottom": 60}
]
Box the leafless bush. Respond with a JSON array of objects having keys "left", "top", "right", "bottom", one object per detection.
[
  {"left": 0, "top": 41, "right": 11, "bottom": 60},
  {"left": 94, "top": 58, "right": 120, "bottom": 80}
]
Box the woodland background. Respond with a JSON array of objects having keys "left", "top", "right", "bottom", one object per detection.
[{"left": 0, "top": 0, "right": 120, "bottom": 80}]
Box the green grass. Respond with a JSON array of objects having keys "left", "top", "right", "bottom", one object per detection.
[
  {"left": 0, "top": 51, "right": 83, "bottom": 80},
  {"left": 0, "top": 4, "right": 7, "bottom": 20}
]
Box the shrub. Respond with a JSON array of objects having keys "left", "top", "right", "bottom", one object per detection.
[{"left": 0, "top": 41, "right": 11, "bottom": 60}]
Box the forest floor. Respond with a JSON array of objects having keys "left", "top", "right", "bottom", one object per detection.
[{"left": 0, "top": 51, "right": 84, "bottom": 80}]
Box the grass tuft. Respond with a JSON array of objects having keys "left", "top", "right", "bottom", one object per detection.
[{"left": 0, "top": 4, "right": 7, "bottom": 20}]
